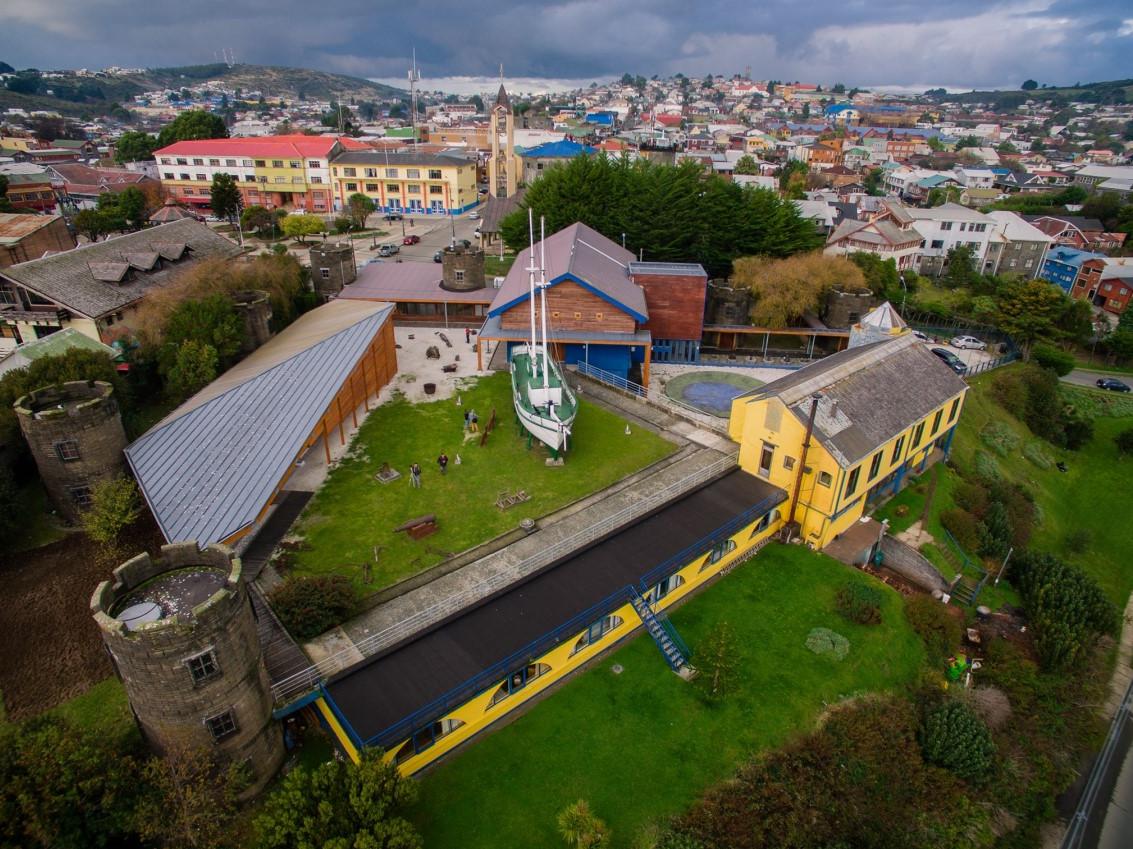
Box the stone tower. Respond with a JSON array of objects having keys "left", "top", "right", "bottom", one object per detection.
[
  {"left": 91, "top": 542, "right": 285, "bottom": 797},
  {"left": 15, "top": 380, "right": 128, "bottom": 522},
  {"left": 309, "top": 242, "right": 357, "bottom": 301},
  {"left": 440, "top": 244, "right": 486, "bottom": 292},
  {"left": 230, "top": 289, "right": 274, "bottom": 354},
  {"left": 489, "top": 84, "right": 516, "bottom": 198}
]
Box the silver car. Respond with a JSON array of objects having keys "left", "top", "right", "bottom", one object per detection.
[{"left": 950, "top": 335, "right": 985, "bottom": 350}]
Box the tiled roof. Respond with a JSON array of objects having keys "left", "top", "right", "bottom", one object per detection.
[
  {"left": 154, "top": 134, "right": 365, "bottom": 159},
  {"left": 0, "top": 219, "right": 242, "bottom": 318},
  {"left": 126, "top": 300, "right": 395, "bottom": 545}
]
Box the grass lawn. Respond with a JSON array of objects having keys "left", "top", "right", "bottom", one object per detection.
[
  {"left": 891, "top": 368, "right": 1133, "bottom": 606},
  {"left": 290, "top": 372, "right": 676, "bottom": 592},
  {"left": 49, "top": 677, "right": 135, "bottom": 742},
  {"left": 10, "top": 479, "right": 69, "bottom": 553},
  {"left": 483, "top": 254, "right": 516, "bottom": 278},
  {"left": 409, "top": 545, "right": 924, "bottom": 849}
]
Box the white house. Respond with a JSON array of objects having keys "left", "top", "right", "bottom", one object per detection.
[
  {"left": 905, "top": 203, "right": 999, "bottom": 275},
  {"left": 952, "top": 167, "right": 998, "bottom": 189}
]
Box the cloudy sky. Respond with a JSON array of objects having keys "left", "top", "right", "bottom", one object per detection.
[{"left": 3, "top": 0, "right": 1130, "bottom": 90}]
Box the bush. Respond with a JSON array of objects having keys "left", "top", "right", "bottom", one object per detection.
[
  {"left": 1031, "top": 344, "right": 1076, "bottom": 376},
  {"left": 805, "top": 627, "right": 850, "bottom": 660},
  {"left": 1116, "top": 428, "right": 1133, "bottom": 455},
  {"left": 333, "top": 216, "right": 352, "bottom": 234},
  {"left": 952, "top": 480, "right": 989, "bottom": 516},
  {"left": 1062, "top": 411, "right": 1095, "bottom": 451},
  {"left": 921, "top": 700, "right": 996, "bottom": 782},
  {"left": 940, "top": 508, "right": 981, "bottom": 553},
  {"left": 903, "top": 595, "right": 962, "bottom": 662},
  {"left": 979, "top": 421, "right": 1019, "bottom": 457},
  {"left": 1064, "top": 527, "right": 1093, "bottom": 555},
  {"left": 1023, "top": 440, "right": 1054, "bottom": 469},
  {"left": 1010, "top": 550, "right": 1119, "bottom": 670},
  {"left": 973, "top": 450, "right": 1000, "bottom": 482},
  {"left": 978, "top": 501, "right": 1013, "bottom": 557},
  {"left": 834, "top": 581, "right": 883, "bottom": 625},
  {"left": 557, "top": 799, "right": 610, "bottom": 848},
  {"left": 270, "top": 575, "right": 359, "bottom": 640}
]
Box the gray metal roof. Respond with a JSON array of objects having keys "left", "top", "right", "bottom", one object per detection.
[
  {"left": 736, "top": 333, "right": 967, "bottom": 468},
  {"left": 0, "top": 219, "right": 242, "bottom": 318},
  {"left": 329, "top": 151, "right": 474, "bottom": 167},
  {"left": 628, "top": 261, "right": 707, "bottom": 277},
  {"left": 126, "top": 300, "right": 394, "bottom": 545}
]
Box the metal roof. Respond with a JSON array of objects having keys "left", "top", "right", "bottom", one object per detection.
[
  {"left": 628, "top": 261, "right": 707, "bottom": 278},
  {"left": 126, "top": 300, "right": 394, "bottom": 545}
]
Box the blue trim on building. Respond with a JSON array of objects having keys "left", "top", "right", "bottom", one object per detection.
[{"left": 487, "top": 272, "right": 648, "bottom": 323}]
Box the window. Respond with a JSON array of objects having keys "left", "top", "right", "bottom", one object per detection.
[
  {"left": 959, "top": 222, "right": 967, "bottom": 232},
  {"left": 868, "top": 451, "right": 882, "bottom": 480},
  {"left": 428, "top": 169, "right": 442, "bottom": 179},
  {"left": 758, "top": 443, "right": 774, "bottom": 477},
  {"left": 311, "top": 176, "right": 323, "bottom": 184},
  {"left": 274, "top": 176, "right": 286, "bottom": 184},
  {"left": 308, "top": 160, "right": 321, "bottom": 169},
  {"left": 289, "top": 160, "right": 301, "bottom": 168},
  {"left": 176, "top": 158, "right": 188, "bottom": 165},
  {"left": 488, "top": 663, "right": 551, "bottom": 706},
  {"left": 948, "top": 397, "right": 960, "bottom": 422},
  {"left": 343, "top": 167, "right": 356, "bottom": 177},
  {"left": 429, "top": 185, "right": 444, "bottom": 194},
  {"left": 407, "top": 184, "right": 421, "bottom": 194},
  {"left": 365, "top": 182, "right": 378, "bottom": 192},
  {"left": 179, "top": 173, "right": 190, "bottom": 180},
  {"left": 185, "top": 649, "right": 220, "bottom": 684},
  {"left": 940, "top": 221, "right": 953, "bottom": 230},
  {"left": 163, "top": 172, "right": 174, "bottom": 179},
  {"left": 783, "top": 456, "right": 795, "bottom": 471},
  {"left": 54, "top": 440, "right": 80, "bottom": 462},
  {"left": 930, "top": 239, "right": 944, "bottom": 249},
  {"left": 573, "top": 311, "right": 582, "bottom": 319},
  {"left": 320, "top": 268, "right": 330, "bottom": 279},
  {"left": 69, "top": 486, "right": 93, "bottom": 508},
  {"left": 912, "top": 421, "right": 925, "bottom": 447},
  {"left": 406, "top": 168, "right": 421, "bottom": 178},
  {"left": 195, "top": 173, "right": 206, "bottom": 181},
  {"left": 345, "top": 182, "right": 357, "bottom": 191},
  {"left": 704, "top": 538, "right": 737, "bottom": 568},
  {"left": 644, "top": 573, "right": 685, "bottom": 604},
  {"left": 974, "top": 223, "right": 987, "bottom": 233},
  {"left": 931, "top": 409, "right": 943, "bottom": 435},
  {"left": 845, "top": 467, "right": 860, "bottom": 497},
  {"left": 271, "top": 159, "right": 284, "bottom": 168},
  {"left": 243, "top": 159, "right": 254, "bottom": 167},
  {"left": 454, "top": 269, "right": 465, "bottom": 284},
  {"left": 394, "top": 718, "right": 465, "bottom": 764},
  {"left": 204, "top": 709, "right": 238, "bottom": 741},
  {"left": 246, "top": 174, "right": 257, "bottom": 182},
  {"left": 192, "top": 158, "right": 204, "bottom": 166},
  {"left": 595, "top": 311, "right": 604, "bottom": 321},
  {"left": 387, "top": 183, "right": 399, "bottom": 193},
  {"left": 891, "top": 434, "right": 905, "bottom": 463},
  {"left": 572, "top": 615, "right": 623, "bottom": 654},
  {"left": 385, "top": 167, "right": 398, "bottom": 178},
  {"left": 818, "top": 470, "right": 832, "bottom": 487},
  {"left": 225, "top": 159, "right": 237, "bottom": 167},
  {"left": 254, "top": 160, "right": 266, "bottom": 168},
  {"left": 208, "top": 158, "right": 220, "bottom": 166},
  {"left": 183, "top": 188, "right": 194, "bottom": 196}
]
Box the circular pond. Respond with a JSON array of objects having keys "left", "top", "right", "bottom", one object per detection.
[{"left": 663, "top": 371, "right": 763, "bottom": 418}]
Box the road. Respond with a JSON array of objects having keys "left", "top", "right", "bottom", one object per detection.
[
  {"left": 1062, "top": 368, "right": 1133, "bottom": 389},
  {"left": 355, "top": 211, "right": 484, "bottom": 267}
]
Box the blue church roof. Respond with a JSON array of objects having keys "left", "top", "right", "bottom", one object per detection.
[
  {"left": 1046, "top": 247, "right": 1103, "bottom": 267},
  {"left": 519, "top": 140, "right": 598, "bottom": 159}
]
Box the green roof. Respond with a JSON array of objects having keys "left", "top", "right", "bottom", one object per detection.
[{"left": 0, "top": 328, "right": 117, "bottom": 377}]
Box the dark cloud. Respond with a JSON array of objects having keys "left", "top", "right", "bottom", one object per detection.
[{"left": 2, "top": 0, "right": 1130, "bottom": 88}]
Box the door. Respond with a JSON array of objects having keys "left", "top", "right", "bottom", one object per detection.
[{"left": 758, "top": 443, "right": 774, "bottom": 477}]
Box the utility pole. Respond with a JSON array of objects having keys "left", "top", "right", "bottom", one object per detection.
[{"left": 995, "top": 546, "right": 1013, "bottom": 585}]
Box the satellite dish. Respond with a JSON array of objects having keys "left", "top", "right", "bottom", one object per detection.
[{"left": 117, "top": 601, "right": 162, "bottom": 631}]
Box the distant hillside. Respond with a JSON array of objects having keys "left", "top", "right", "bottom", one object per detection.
[
  {"left": 0, "top": 62, "right": 407, "bottom": 119},
  {"left": 927, "top": 78, "right": 1132, "bottom": 110}
]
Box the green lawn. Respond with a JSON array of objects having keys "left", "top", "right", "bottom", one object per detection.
[
  {"left": 289, "top": 373, "right": 676, "bottom": 591},
  {"left": 9, "top": 480, "right": 69, "bottom": 553},
  {"left": 483, "top": 255, "right": 516, "bottom": 278},
  {"left": 409, "top": 545, "right": 924, "bottom": 849}
]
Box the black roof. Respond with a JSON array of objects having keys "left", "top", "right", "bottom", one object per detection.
[{"left": 325, "top": 469, "right": 785, "bottom": 746}]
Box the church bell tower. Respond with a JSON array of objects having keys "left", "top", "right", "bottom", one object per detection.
[{"left": 489, "top": 82, "right": 517, "bottom": 198}]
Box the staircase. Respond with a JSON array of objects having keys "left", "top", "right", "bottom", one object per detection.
[
  {"left": 950, "top": 578, "right": 979, "bottom": 606},
  {"left": 629, "top": 589, "right": 691, "bottom": 674}
]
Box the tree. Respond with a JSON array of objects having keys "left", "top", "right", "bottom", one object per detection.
[
  {"left": 241, "top": 204, "right": 274, "bottom": 234},
  {"left": 1021, "top": 79, "right": 1039, "bottom": 91},
  {"left": 281, "top": 212, "right": 326, "bottom": 243},
  {"left": 346, "top": 192, "right": 376, "bottom": 230},
  {"left": 135, "top": 737, "right": 244, "bottom": 849},
  {"left": 114, "top": 130, "right": 157, "bottom": 164},
  {"left": 156, "top": 110, "right": 229, "bottom": 148},
  {"left": 73, "top": 208, "right": 108, "bottom": 242},
  {"left": 0, "top": 174, "right": 12, "bottom": 213},
  {"left": 1030, "top": 343, "right": 1075, "bottom": 376},
  {"left": 557, "top": 799, "right": 610, "bottom": 848},
  {"left": 160, "top": 294, "right": 244, "bottom": 379},
  {"left": 209, "top": 172, "right": 242, "bottom": 223},
  {"left": 81, "top": 476, "right": 141, "bottom": 559},
  {"left": 96, "top": 185, "right": 148, "bottom": 231},
  {"left": 1115, "top": 428, "right": 1133, "bottom": 454},
  {"left": 166, "top": 340, "right": 218, "bottom": 400},
  {"left": 863, "top": 167, "right": 884, "bottom": 196},
  {"left": 941, "top": 245, "right": 979, "bottom": 288},
  {"left": 996, "top": 279, "right": 1067, "bottom": 357},
  {"left": 920, "top": 700, "right": 996, "bottom": 783},
  {"left": 777, "top": 159, "right": 808, "bottom": 191},
  {"left": 731, "top": 252, "right": 868, "bottom": 328},
  {"left": 848, "top": 251, "right": 900, "bottom": 299},
  {"left": 254, "top": 750, "right": 421, "bottom": 849},
  {"left": 733, "top": 154, "right": 759, "bottom": 175}
]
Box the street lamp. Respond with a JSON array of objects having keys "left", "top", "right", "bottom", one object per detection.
[{"left": 898, "top": 273, "right": 908, "bottom": 315}]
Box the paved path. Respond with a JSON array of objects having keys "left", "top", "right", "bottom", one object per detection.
[{"left": 1063, "top": 369, "right": 1133, "bottom": 390}]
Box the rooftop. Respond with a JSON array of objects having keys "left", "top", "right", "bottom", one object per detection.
[
  {"left": 341, "top": 261, "right": 495, "bottom": 304},
  {"left": 112, "top": 567, "right": 228, "bottom": 622},
  {"left": 0, "top": 212, "right": 63, "bottom": 243},
  {"left": 628, "top": 261, "right": 707, "bottom": 278},
  {"left": 154, "top": 133, "right": 368, "bottom": 159},
  {"left": 329, "top": 151, "right": 473, "bottom": 168}
]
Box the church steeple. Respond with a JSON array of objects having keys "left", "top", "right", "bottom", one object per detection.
[
  {"left": 489, "top": 73, "right": 516, "bottom": 198},
  {"left": 495, "top": 83, "right": 511, "bottom": 110}
]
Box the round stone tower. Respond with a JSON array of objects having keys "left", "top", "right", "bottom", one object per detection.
[
  {"left": 14, "top": 380, "right": 128, "bottom": 522},
  {"left": 706, "top": 279, "right": 752, "bottom": 325},
  {"left": 230, "top": 289, "right": 274, "bottom": 354},
  {"left": 90, "top": 542, "right": 285, "bottom": 797},
  {"left": 440, "top": 244, "right": 486, "bottom": 292}
]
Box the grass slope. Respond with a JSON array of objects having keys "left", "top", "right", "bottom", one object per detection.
[
  {"left": 410, "top": 545, "right": 924, "bottom": 849},
  {"left": 290, "top": 373, "right": 676, "bottom": 591}
]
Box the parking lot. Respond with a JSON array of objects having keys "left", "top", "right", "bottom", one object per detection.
[{"left": 913, "top": 331, "right": 1001, "bottom": 369}]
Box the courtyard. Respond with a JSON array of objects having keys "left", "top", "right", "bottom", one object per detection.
[{"left": 286, "top": 371, "right": 677, "bottom": 592}]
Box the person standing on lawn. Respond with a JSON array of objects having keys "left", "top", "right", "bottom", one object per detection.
[
  {"left": 409, "top": 462, "right": 422, "bottom": 488},
  {"left": 437, "top": 452, "right": 449, "bottom": 475}
]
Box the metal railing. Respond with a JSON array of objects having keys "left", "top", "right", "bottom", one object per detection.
[
  {"left": 964, "top": 351, "right": 1019, "bottom": 378},
  {"left": 574, "top": 361, "right": 732, "bottom": 435},
  {"left": 269, "top": 452, "right": 740, "bottom": 705}
]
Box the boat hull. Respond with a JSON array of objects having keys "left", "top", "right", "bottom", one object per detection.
[{"left": 510, "top": 346, "right": 577, "bottom": 453}]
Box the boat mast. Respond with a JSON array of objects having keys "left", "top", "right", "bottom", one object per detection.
[
  {"left": 539, "top": 216, "right": 550, "bottom": 393},
  {"left": 526, "top": 209, "right": 538, "bottom": 376}
]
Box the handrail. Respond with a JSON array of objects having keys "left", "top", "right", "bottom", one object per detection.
[
  {"left": 270, "top": 451, "right": 740, "bottom": 705},
  {"left": 574, "top": 361, "right": 731, "bottom": 435}
]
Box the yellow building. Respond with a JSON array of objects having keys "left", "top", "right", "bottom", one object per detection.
[
  {"left": 316, "top": 469, "right": 787, "bottom": 774},
  {"left": 328, "top": 151, "right": 478, "bottom": 216},
  {"left": 729, "top": 318, "right": 968, "bottom": 550}
]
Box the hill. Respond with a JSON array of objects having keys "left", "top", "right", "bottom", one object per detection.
[
  {"left": 0, "top": 62, "right": 406, "bottom": 118},
  {"left": 926, "top": 78, "right": 1133, "bottom": 110}
]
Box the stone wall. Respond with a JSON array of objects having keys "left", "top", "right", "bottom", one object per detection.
[
  {"left": 879, "top": 536, "right": 950, "bottom": 594},
  {"left": 90, "top": 542, "right": 285, "bottom": 797},
  {"left": 14, "top": 380, "right": 127, "bottom": 522},
  {"left": 441, "top": 245, "right": 485, "bottom": 292},
  {"left": 309, "top": 243, "right": 356, "bottom": 300},
  {"left": 706, "top": 280, "right": 752, "bottom": 325},
  {"left": 231, "top": 290, "right": 274, "bottom": 353},
  {"left": 824, "top": 289, "right": 875, "bottom": 329}
]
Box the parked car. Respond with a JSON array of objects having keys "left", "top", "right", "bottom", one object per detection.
[
  {"left": 1096, "top": 378, "right": 1131, "bottom": 393},
  {"left": 950, "top": 335, "right": 985, "bottom": 350},
  {"left": 403, "top": 234, "right": 421, "bottom": 245},
  {"left": 931, "top": 348, "right": 967, "bottom": 375},
  {"left": 433, "top": 250, "right": 443, "bottom": 263},
  {"left": 378, "top": 244, "right": 400, "bottom": 257},
  {"left": 468, "top": 210, "right": 480, "bottom": 220},
  {"left": 384, "top": 212, "right": 404, "bottom": 222},
  {"left": 912, "top": 330, "right": 930, "bottom": 343}
]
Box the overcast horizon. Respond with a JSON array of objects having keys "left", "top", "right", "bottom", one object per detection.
[{"left": 3, "top": 0, "right": 1130, "bottom": 91}]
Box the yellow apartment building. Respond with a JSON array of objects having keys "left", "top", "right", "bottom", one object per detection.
[{"left": 328, "top": 151, "right": 478, "bottom": 216}]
